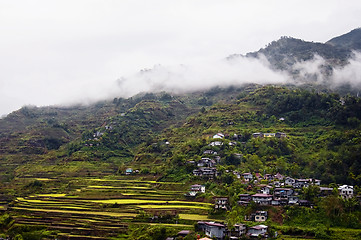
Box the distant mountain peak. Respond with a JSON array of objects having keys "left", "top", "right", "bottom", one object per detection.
[{"left": 326, "top": 28, "right": 361, "bottom": 50}]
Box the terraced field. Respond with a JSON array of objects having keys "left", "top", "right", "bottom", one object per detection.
[{"left": 10, "top": 176, "right": 213, "bottom": 239}]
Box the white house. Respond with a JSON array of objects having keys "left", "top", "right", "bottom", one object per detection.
[
  {"left": 198, "top": 222, "right": 226, "bottom": 239},
  {"left": 247, "top": 225, "right": 268, "bottom": 238},
  {"left": 242, "top": 173, "right": 253, "bottom": 181},
  {"left": 190, "top": 184, "right": 206, "bottom": 193},
  {"left": 338, "top": 185, "right": 354, "bottom": 199},
  {"left": 213, "top": 133, "right": 225, "bottom": 139},
  {"left": 285, "top": 177, "right": 295, "bottom": 186},
  {"left": 260, "top": 185, "right": 272, "bottom": 195},
  {"left": 209, "top": 141, "right": 223, "bottom": 146},
  {"left": 214, "top": 197, "right": 229, "bottom": 210}
]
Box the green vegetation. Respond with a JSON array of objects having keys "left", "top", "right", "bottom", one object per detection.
[{"left": 1, "top": 85, "right": 361, "bottom": 239}]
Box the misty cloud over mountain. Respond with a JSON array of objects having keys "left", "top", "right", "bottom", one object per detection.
[
  {"left": 112, "top": 28, "right": 361, "bottom": 98},
  {"left": 2, "top": 28, "right": 361, "bottom": 117},
  {"left": 114, "top": 56, "right": 289, "bottom": 97}
]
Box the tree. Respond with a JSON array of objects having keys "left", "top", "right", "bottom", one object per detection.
[{"left": 302, "top": 185, "right": 320, "bottom": 203}]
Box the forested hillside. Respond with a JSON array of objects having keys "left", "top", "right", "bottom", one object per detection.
[
  {"left": 1, "top": 85, "right": 361, "bottom": 184},
  {"left": 1, "top": 28, "right": 361, "bottom": 239}
]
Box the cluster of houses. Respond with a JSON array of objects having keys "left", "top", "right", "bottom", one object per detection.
[
  {"left": 190, "top": 131, "right": 288, "bottom": 179},
  {"left": 186, "top": 172, "right": 354, "bottom": 208},
  {"left": 231, "top": 172, "right": 355, "bottom": 202},
  {"left": 220, "top": 182, "right": 353, "bottom": 208},
  {"left": 191, "top": 136, "right": 222, "bottom": 179},
  {"left": 197, "top": 221, "right": 269, "bottom": 239},
  {"left": 166, "top": 224, "right": 268, "bottom": 240},
  {"left": 191, "top": 133, "right": 238, "bottom": 179},
  {"left": 84, "top": 123, "right": 113, "bottom": 147}
]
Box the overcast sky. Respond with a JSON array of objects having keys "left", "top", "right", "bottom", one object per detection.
[{"left": 1, "top": 0, "right": 361, "bottom": 117}]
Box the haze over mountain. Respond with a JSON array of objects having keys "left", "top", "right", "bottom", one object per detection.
[
  {"left": 1, "top": 0, "right": 361, "bottom": 117},
  {"left": 1, "top": 28, "right": 361, "bottom": 117},
  {"left": 114, "top": 28, "right": 361, "bottom": 100}
]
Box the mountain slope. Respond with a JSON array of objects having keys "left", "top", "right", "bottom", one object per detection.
[
  {"left": 231, "top": 28, "right": 361, "bottom": 89},
  {"left": 246, "top": 36, "right": 351, "bottom": 70},
  {"left": 327, "top": 28, "right": 361, "bottom": 50}
]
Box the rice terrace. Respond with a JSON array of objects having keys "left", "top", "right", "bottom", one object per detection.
[{"left": 6, "top": 175, "right": 214, "bottom": 239}]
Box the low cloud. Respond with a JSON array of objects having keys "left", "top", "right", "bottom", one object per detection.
[
  {"left": 332, "top": 52, "right": 361, "bottom": 90},
  {"left": 113, "top": 55, "right": 288, "bottom": 97},
  {"left": 291, "top": 55, "right": 328, "bottom": 84},
  {"left": 287, "top": 52, "right": 361, "bottom": 91}
]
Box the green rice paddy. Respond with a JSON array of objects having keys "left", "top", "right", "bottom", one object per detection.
[
  {"left": 137, "top": 205, "right": 210, "bottom": 210},
  {"left": 12, "top": 207, "right": 137, "bottom": 217},
  {"left": 178, "top": 214, "right": 214, "bottom": 221},
  {"left": 11, "top": 176, "right": 213, "bottom": 239}
]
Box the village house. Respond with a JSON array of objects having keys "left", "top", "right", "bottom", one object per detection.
[
  {"left": 254, "top": 211, "right": 268, "bottom": 222},
  {"left": 264, "top": 133, "right": 276, "bottom": 137},
  {"left": 203, "top": 150, "right": 217, "bottom": 155},
  {"left": 198, "top": 221, "right": 226, "bottom": 240},
  {"left": 264, "top": 174, "right": 274, "bottom": 181},
  {"left": 273, "top": 181, "right": 282, "bottom": 187},
  {"left": 251, "top": 194, "right": 273, "bottom": 205},
  {"left": 209, "top": 141, "right": 223, "bottom": 147},
  {"left": 284, "top": 177, "right": 295, "bottom": 186},
  {"left": 166, "top": 230, "right": 192, "bottom": 240},
  {"left": 314, "top": 179, "right": 321, "bottom": 185},
  {"left": 228, "top": 223, "right": 246, "bottom": 239},
  {"left": 176, "top": 230, "right": 191, "bottom": 238},
  {"left": 247, "top": 224, "right": 268, "bottom": 238},
  {"left": 186, "top": 184, "right": 206, "bottom": 197},
  {"left": 238, "top": 194, "right": 251, "bottom": 205},
  {"left": 273, "top": 188, "right": 294, "bottom": 198},
  {"left": 271, "top": 198, "right": 288, "bottom": 206},
  {"left": 197, "top": 158, "right": 216, "bottom": 168},
  {"left": 193, "top": 167, "right": 218, "bottom": 179},
  {"left": 259, "top": 185, "right": 272, "bottom": 195},
  {"left": 288, "top": 196, "right": 299, "bottom": 205},
  {"left": 242, "top": 173, "right": 253, "bottom": 182},
  {"left": 252, "top": 132, "right": 263, "bottom": 138},
  {"left": 294, "top": 179, "right": 312, "bottom": 188},
  {"left": 274, "top": 173, "right": 284, "bottom": 181},
  {"left": 246, "top": 211, "right": 268, "bottom": 222},
  {"left": 125, "top": 168, "right": 133, "bottom": 175},
  {"left": 214, "top": 197, "right": 229, "bottom": 210},
  {"left": 275, "top": 132, "right": 287, "bottom": 138},
  {"left": 190, "top": 184, "right": 206, "bottom": 193},
  {"left": 213, "top": 133, "right": 225, "bottom": 139},
  {"left": 338, "top": 185, "right": 354, "bottom": 199}
]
